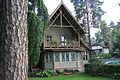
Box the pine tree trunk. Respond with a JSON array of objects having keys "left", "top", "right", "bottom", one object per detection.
[{"left": 0, "top": 0, "right": 28, "bottom": 80}]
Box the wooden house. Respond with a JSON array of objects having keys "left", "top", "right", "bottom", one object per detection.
[{"left": 41, "top": 0, "right": 91, "bottom": 71}]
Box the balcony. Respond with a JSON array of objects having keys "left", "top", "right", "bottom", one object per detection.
[{"left": 44, "top": 41, "right": 80, "bottom": 50}]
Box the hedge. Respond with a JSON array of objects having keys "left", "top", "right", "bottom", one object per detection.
[{"left": 84, "top": 64, "right": 120, "bottom": 79}]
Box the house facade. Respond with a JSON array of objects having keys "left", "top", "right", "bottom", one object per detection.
[
  {"left": 41, "top": 1, "right": 91, "bottom": 71},
  {"left": 92, "top": 43, "right": 109, "bottom": 54}
]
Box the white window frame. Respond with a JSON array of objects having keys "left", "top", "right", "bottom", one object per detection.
[{"left": 83, "top": 51, "right": 88, "bottom": 61}]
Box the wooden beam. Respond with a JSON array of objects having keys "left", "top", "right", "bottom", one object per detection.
[
  {"left": 50, "top": 25, "right": 73, "bottom": 28},
  {"left": 50, "top": 13, "right": 61, "bottom": 25},
  {"left": 62, "top": 14, "right": 81, "bottom": 48},
  {"left": 62, "top": 14, "right": 72, "bottom": 26},
  {"left": 60, "top": 10, "right": 62, "bottom": 27}
]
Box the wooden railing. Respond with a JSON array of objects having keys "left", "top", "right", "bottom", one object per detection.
[{"left": 44, "top": 41, "right": 80, "bottom": 49}]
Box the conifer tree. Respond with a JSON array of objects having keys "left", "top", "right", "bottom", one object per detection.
[{"left": 28, "top": 0, "right": 48, "bottom": 69}]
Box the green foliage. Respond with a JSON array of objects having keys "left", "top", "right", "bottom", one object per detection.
[
  {"left": 94, "top": 20, "right": 109, "bottom": 44},
  {"left": 29, "top": 72, "right": 113, "bottom": 80},
  {"left": 84, "top": 64, "right": 120, "bottom": 79},
  {"left": 28, "top": 0, "right": 48, "bottom": 66},
  {"left": 28, "top": 11, "right": 44, "bottom": 66},
  {"left": 94, "top": 54, "right": 112, "bottom": 59},
  {"left": 110, "top": 22, "right": 120, "bottom": 58},
  {"left": 28, "top": 70, "right": 56, "bottom": 77},
  {"left": 71, "top": 0, "right": 104, "bottom": 27},
  {"left": 88, "top": 58, "right": 103, "bottom": 65},
  {"left": 64, "top": 69, "right": 79, "bottom": 73},
  {"left": 28, "top": 0, "right": 48, "bottom": 22},
  {"left": 36, "top": 70, "right": 52, "bottom": 77}
]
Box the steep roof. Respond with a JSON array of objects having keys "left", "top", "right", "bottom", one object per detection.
[{"left": 49, "top": 0, "right": 85, "bottom": 33}]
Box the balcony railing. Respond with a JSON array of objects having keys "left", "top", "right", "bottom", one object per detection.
[{"left": 44, "top": 41, "right": 80, "bottom": 49}]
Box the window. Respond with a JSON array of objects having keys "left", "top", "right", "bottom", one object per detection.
[
  {"left": 66, "top": 52, "right": 69, "bottom": 61},
  {"left": 47, "top": 36, "right": 52, "bottom": 42},
  {"left": 61, "top": 52, "right": 65, "bottom": 62},
  {"left": 45, "top": 53, "right": 53, "bottom": 62},
  {"left": 55, "top": 53, "right": 60, "bottom": 62},
  {"left": 83, "top": 52, "right": 88, "bottom": 61},
  {"left": 49, "top": 54, "right": 53, "bottom": 62},
  {"left": 46, "top": 53, "right": 49, "bottom": 62},
  {"left": 60, "top": 35, "right": 67, "bottom": 46},
  {"left": 71, "top": 52, "right": 76, "bottom": 61}
]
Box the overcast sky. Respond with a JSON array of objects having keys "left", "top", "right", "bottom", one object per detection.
[{"left": 43, "top": 0, "right": 120, "bottom": 37}]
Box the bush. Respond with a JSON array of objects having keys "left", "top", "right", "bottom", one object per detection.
[
  {"left": 88, "top": 58, "right": 103, "bottom": 65},
  {"left": 36, "top": 70, "right": 52, "bottom": 77},
  {"left": 56, "top": 69, "right": 64, "bottom": 74},
  {"left": 28, "top": 70, "right": 58, "bottom": 77},
  {"left": 84, "top": 64, "right": 120, "bottom": 79},
  {"left": 94, "top": 54, "right": 112, "bottom": 59},
  {"left": 113, "top": 73, "right": 120, "bottom": 79},
  {"left": 64, "top": 69, "right": 79, "bottom": 73}
]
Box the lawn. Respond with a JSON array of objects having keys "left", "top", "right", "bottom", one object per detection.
[{"left": 29, "top": 73, "right": 113, "bottom": 80}]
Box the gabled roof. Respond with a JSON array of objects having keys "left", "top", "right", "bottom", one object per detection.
[{"left": 49, "top": 0, "right": 85, "bottom": 33}]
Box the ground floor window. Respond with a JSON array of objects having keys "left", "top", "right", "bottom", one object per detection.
[
  {"left": 54, "top": 52, "right": 79, "bottom": 62},
  {"left": 55, "top": 53, "right": 60, "bottom": 62},
  {"left": 66, "top": 52, "right": 69, "bottom": 61},
  {"left": 83, "top": 51, "right": 88, "bottom": 61},
  {"left": 71, "top": 52, "right": 76, "bottom": 61},
  {"left": 49, "top": 54, "right": 53, "bottom": 62},
  {"left": 45, "top": 53, "right": 49, "bottom": 62},
  {"left": 61, "top": 52, "right": 65, "bottom": 62},
  {"left": 45, "top": 53, "right": 53, "bottom": 62}
]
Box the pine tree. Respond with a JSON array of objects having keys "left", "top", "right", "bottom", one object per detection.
[
  {"left": 0, "top": 0, "right": 28, "bottom": 80},
  {"left": 71, "top": 0, "right": 104, "bottom": 48}
]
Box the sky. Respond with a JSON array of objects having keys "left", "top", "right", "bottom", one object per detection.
[{"left": 43, "top": 0, "right": 120, "bottom": 37}]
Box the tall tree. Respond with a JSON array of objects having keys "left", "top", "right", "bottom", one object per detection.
[
  {"left": 0, "top": 0, "right": 28, "bottom": 80},
  {"left": 100, "top": 20, "right": 109, "bottom": 43},
  {"left": 94, "top": 20, "right": 109, "bottom": 46},
  {"left": 71, "top": 0, "right": 104, "bottom": 48},
  {"left": 28, "top": 0, "right": 48, "bottom": 68},
  {"left": 110, "top": 22, "right": 120, "bottom": 57}
]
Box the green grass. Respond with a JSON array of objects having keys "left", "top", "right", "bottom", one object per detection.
[{"left": 29, "top": 73, "right": 113, "bottom": 80}]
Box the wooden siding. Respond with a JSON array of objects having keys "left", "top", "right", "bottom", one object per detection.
[{"left": 44, "top": 27, "right": 80, "bottom": 49}]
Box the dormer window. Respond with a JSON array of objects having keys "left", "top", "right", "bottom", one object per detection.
[{"left": 47, "top": 36, "right": 52, "bottom": 42}]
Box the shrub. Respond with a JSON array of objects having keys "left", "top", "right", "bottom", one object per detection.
[
  {"left": 88, "top": 58, "right": 103, "bottom": 65},
  {"left": 64, "top": 69, "right": 79, "bottom": 73},
  {"left": 28, "top": 70, "right": 58, "bottom": 77},
  {"left": 84, "top": 64, "right": 120, "bottom": 79},
  {"left": 56, "top": 69, "right": 64, "bottom": 74},
  {"left": 94, "top": 54, "right": 112, "bottom": 59},
  {"left": 36, "top": 70, "right": 52, "bottom": 77}
]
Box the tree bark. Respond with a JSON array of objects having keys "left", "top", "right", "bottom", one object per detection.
[{"left": 0, "top": 0, "right": 28, "bottom": 80}]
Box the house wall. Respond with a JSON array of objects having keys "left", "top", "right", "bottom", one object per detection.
[
  {"left": 44, "top": 51, "right": 85, "bottom": 71},
  {"left": 103, "top": 48, "right": 109, "bottom": 53},
  {"left": 44, "top": 52, "right": 54, "bottom": 69},
  {"left": 45, "top": 27, "right": 78, "bottom": 47}
]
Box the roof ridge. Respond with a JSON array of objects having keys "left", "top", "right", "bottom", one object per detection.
[{"left": 61, "top": 0, "right": 64, "bottom": 4}]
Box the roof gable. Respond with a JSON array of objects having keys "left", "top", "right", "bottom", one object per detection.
[{"left": 49, "top": 1, "right": 85, "bottom": 33}]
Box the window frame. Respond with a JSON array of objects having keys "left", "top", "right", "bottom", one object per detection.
[
  {"left": 55, "top": 53, "right": 60, "bottom": 62},
  {"left": 83, "top": 51, "right": 88, "bottom": 61},
  {"left": 47, "top": 35, "right": 52, "bottom": 42},
  {"left": 66, "top": 52, "right": 69, "bottom": 61},
  {"left": 71, "top": 52, "right": 76, "bottom": 61}
]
